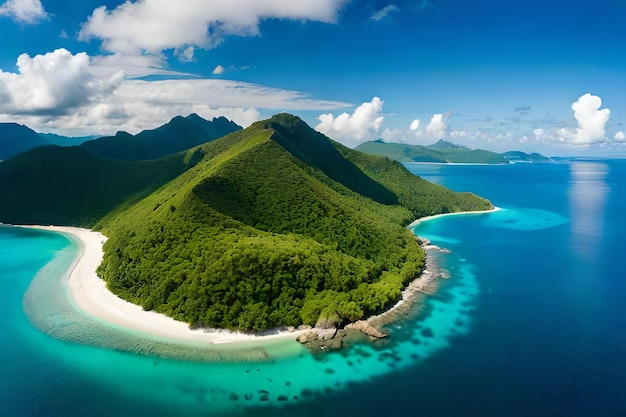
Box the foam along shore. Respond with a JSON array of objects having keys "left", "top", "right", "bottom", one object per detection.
[
  {"left": 407, "top": 206, "right": 501, "bottom": 228},
  {"left": 22, "top": 225, "right": 312, "bottom": 346}
]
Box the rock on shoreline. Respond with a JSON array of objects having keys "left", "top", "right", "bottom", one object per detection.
[
  {"left": 297, "top": 239, "right": 452, "bottom": 353},
  {"left": 344, "top": 320, "right": 387, "bottom": 338}
]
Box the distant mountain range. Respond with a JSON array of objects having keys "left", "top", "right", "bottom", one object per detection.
[
  {"left": 0, "top": 113, "right": 492, "bottom": 332},
  {"left": 80, "top": 114, "right": 242, "bottom": 160},
  {"left": 0, "top": 123, "right": 51, "bottom": 160},
  {"left": 0, "top": 113, "right": 242, "bottom": 161},
  {"left": 355, "top": 139, "right": 552, "bottom": 164}
]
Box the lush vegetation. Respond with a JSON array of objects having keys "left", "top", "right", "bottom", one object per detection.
[
  {"left": 0, "top": 145, "right": 204, "bottom": 226},
  {"left": 355, "top": 139, "right": 511, "bottom": 164},
  {"left": 0, "top": 113, "right": 493, "bottom": 332},
  {"left": 501, "top": 151, "right": 552, "bottom": 163},
  {"left": 96, "top": 115, "right": 492, "bottom": 332}
]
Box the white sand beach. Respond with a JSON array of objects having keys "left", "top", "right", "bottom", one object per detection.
[
  {"left": 22, "top": 207, "right": 497, "bottom": 347},
  {"left": 23, "top": 226, "right": 310, "bottom": 345},
  {"left": 407, "top": 206, "right": 501, "bottom": 228}
]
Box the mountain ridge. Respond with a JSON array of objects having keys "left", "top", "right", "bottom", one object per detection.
[
  {"left": 0, "top": 114, "right": 242, "bottom": 162},
  {"left": 0, "top": 113, "right": 493, "bottom": 332},
  {"left": 0, "top": 123, "right": 50, "bottom": 160},
  {"left": 355, "top": 139, "right": 551, "bottom": 164},
  {"left": 95, "top": 113, "right": 492, "bottom": 331},
  {"left": 81, "top": 114, "right": 242, "bottom": 160}
]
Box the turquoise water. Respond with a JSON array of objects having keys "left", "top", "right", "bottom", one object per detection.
[
  {"left": 0, "top": 227, "right": 485, "bottom": 415},
  {"left": 2, "top": 160, "right": 626, "bottom": 416}
]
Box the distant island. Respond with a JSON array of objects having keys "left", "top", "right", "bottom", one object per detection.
[
  {"left": 355, "top": 139, "right": 552, "bottom": 164},
  {"left": 0, "top": 113, "right": 493, "bottom": 336}
]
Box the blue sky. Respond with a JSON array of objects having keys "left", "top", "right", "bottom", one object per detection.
[{"left": 1, "top": 0, "right": 625, "bottom": 155}]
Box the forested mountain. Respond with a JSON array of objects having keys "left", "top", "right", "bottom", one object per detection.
[
  {"left": 80, "top": 114, "right": 241, "bottom": 160},
  {"left": 0, "top": 114, "right": 492, "bottom": 332},
  {"left": 355, "top": 139, "right": 550, "bottom": 164},
  {"left": 96, "top": 114, "right": 492, "bottom": 331},
  {"left": 0, "top": 123, "right": 49, "bottom": 160}
]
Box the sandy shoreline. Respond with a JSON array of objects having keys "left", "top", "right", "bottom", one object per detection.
[
  {"left": 22, "top": 225, "right": 311, "bottom": 345},
  {"left": 20, "top": 207, "right": 497, "bottom": 348},
  {"left": 407, "top": 206, "right": 501, "bottom": 228}
]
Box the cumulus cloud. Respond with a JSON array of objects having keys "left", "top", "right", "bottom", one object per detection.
[
  {"left": 557, "top": 93, "right": 611, "bottom": 146},
  {"left": 315, "top": 97, "right": 384, "bottom": 147},
  {"left": 0, "top": 0, "right": 47, "bottom": 24},
  {"left": 79, "top": 0, "right": 348, "bottom": 55},
  {"left": 12, "top": 104, "right": 262, "bottom": 137},
  {"left": 615, "top": 131, "right": 625, "bottom": 141},
  {"left": 425, "top": 113, "right": 447, "bottom": 139},
  {"left": 378, "top": 114, "right": 450, "bottom": 146},
  {"left": 370, "top": 4, "right": 400, "bottom": 21},
  {"left": 212, "top": 65, "right": 226, "bottom": 75},
  {"left": 0, "top": 49, "right": 123, "bottom": 115},
  {"left": 0, "top": 49, "right": 350, "bottom": 135},
  {"left": 178, "top": 46, "right": 196, "bottom": 63}
]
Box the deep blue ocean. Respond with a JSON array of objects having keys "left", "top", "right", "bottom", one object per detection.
[{"left": 1, "top": 160, "right": 625, "bottom": 416}]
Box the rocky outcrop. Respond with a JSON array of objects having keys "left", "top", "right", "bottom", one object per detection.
[
  {"left": 345, "top": 320, "right": 387, "bottom": 338},
  {"left": 296, "top": 320, "right": 387, "bottom": 353},
  {"left": 297, "top": 328, "right": 347, "bottom": 352}
]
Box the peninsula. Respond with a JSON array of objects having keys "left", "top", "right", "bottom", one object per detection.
[{"left": 0, "top": 113, "right": 493, "bottom": 339}]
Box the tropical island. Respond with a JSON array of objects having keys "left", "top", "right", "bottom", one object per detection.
[
  {"left": 0, "top": 113, "right": 493, "bottom": 343},
  {"left": 355, "top": 139, "right": 552, "bottom": 164}
]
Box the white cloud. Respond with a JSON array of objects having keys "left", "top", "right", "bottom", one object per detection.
[
  {"left": 212, "top": 65, "right": 226, "bottom": 75},
  {"left": 315, "top": 97, "right": 384, "bottom": 147},
  {"left": 0, "top": 0, "right": 47, "bottom": 25},
  {"left": 376, "top": 114, "right": 451, "bottom": 146},
  {"left": 381, "top": 128, "right": 402, "bottom": 142},
  {"left": 13, "top": 104, "right": 261, "bottom": 137},
  {"left": 0, "top": 49, "right": 123, "bottom": 115},
  {"left": 114, "top": 78, "right": 349, "bottom": 110},
  {"left": 90, "top": 53, "right": 187, "bottom": 79},
  {"left": 450, "top": 130, "right": 469, "bottom": 139},
  {"left": 79, "top": 0, "right": 348, "bottom": 55},
  {"left": 615, "top": 131, "right": 625, "bottom": 141},
  {"left": 178, "top": 46, "right": 196, "bottom": 63},
  {"left": 370, "top": 4, "right": 400, "bottom": 21},
  {"left": 0, "top": 49, "right": 350, "bottom": 136},
  {"left": 425, "top": 113, "right": 446, "bottom": 139},
  {"left": 557, "top": 93, "right": 611, "bottom": 146}
]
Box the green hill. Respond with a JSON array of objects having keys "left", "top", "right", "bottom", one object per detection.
[
  {"left": 95, "top": 114, "right": 492, "bottom": 331},
  {"left": 356, "top": 140, "right": 510, "bottom": 164},
  {"left": 0, "top": 145, "right": 203, "bottom": 226},
  {"left": 0, "top": 114, "right": 492, "bottom": 332},
  {"left": 501, "top": 150, "right": 552, "bottom": 163},
  {"left": 0, "top": 123, "right": 50, "bottom": 160},
  {"left": 81, "top": 114, "right": 241, "bottom": 160}
]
